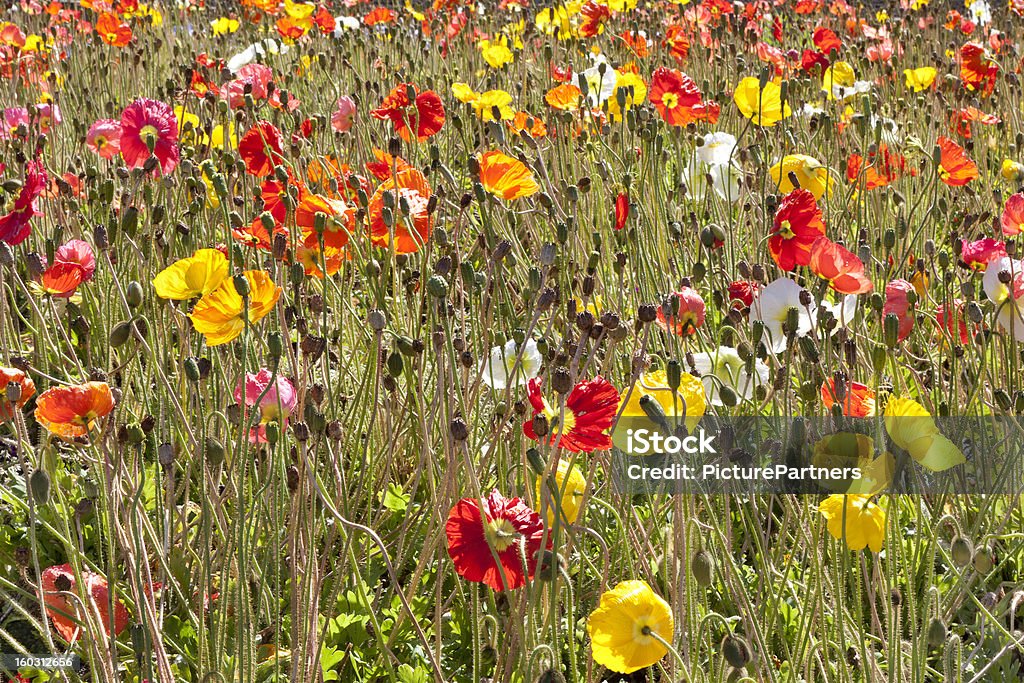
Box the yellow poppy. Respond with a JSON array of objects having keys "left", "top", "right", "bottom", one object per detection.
[
  {"left": 152, "top": 249, "right": 229, "bottom": 300},
  {"left": 769, "top": 154, "right": 835, "bottom": 200},
  {"left": 587, "top": 580, "right": 674, "bottom": 674},
  {"left": 811, "top": 433, "right": 894, "bottom": 495},
  {"left": 189, "top": 271, "right": 281, "bottom": 347},
  {"left": 535, "top": 459, "right": 587, "bottom": 525},
  {"left": 883, "top": 398, "right": 964, "bottom": 472},
  {"left": 479, "top": 38, "right": 514, "bottom": 69},
  {"left": 606, "top": 71, "right": 647, "bottom": 122},
  {"left": 822, "top": 61, "right": 855, "bottom": 100},
  {"left": 619, "top": 369, "right": 705, "bottom": 433},
  {"left": 1000, "top": 159, "right": 1024, "bottom": 182},
  {"left": 818, "top": 494, "right": 886, "bottom": 552},
  {"left": 904, "top": 67, "right": 937, "bottom": 92},
  {"left": 211, "top": 17, "right": 240, "bottom": 36},
  {"left": 733, "top": 77, "right": 790, "bottom": 127}
]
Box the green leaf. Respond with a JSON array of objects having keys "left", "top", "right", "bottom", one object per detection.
[{"left": 381, "top": 483, "right": 410, "bottom": 513}]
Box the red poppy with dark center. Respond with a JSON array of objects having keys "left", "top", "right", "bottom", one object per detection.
[
  {"left": 41, "top": 564, "right": 129, "bottom": 643},
  {"left": 371, "top": 83, "right": 445, "bottom": 142},
  {"left": 809, "top": 237, "right": 873, "bottom": 294},
  {"left": 648, "top": 67, "right": 716, "bottom": 127},
  {"left": 239, "top": 122, "right": 285, "bottom": 178},
  {"left": 770, "top": 189, "right": 826, "bottom": 271},
  {"left": 445, "top": 490, "right": 547, "bottom": 591},
  {"left": 936, "top": 136, "right": 977, "bottom": 186},
  {"left": 523, "top": 376, "right": 619, "bottom": 453},
  {"left": 820, "top": 378, "right": 875, "bottom": 417},
  {"left": 0, "top": 160, "right": 47, "bottom": 245}
]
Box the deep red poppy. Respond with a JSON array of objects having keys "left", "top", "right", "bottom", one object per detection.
[
  {"left": 239, "top": 121, "right": 285, "bottom": 178},
  {"left": 523, "top": 376, "right": 620, "bottom": 453},
  {"left": 445, "top": 490, "right": 547, "bottom": 591},
  {"left": 0, "top": 160, "right": 47, "bottom": 246},
  {"left": 801, "top": 49, "right": 829, "bottom": 75},
  {"left": 371, "top": 83, "right": 445, "bottom": 142},
  {"left": 770, "top": 189, "right": 826, "bottom": 271},
  {"left": 809, "top": 237, "right": 873, "bottom": 294}
]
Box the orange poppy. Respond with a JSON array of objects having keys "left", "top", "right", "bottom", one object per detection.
[
  {"left": 507, "top": 112, "right": 548, "bottom": 138},
  {"left": 960, "top": 43, "right": 997, "bottom": 96},
  {"left": 808, "top": 237, "right": 873, "bottom": 294},
  {"left": 96, "top": 12, "right": 132, "bottom": 47},
  {"left": 41, "top": 564, "right": 129, "bottom": 643},
  {"left": 1, "top": 367, "right": 35, "bottom": 420},
  {"left": 649, "top": 67, "right": 717, "bottom": 127},
  {"left": 820, "top": 378, "right": 875, "bottom": 417},
  {"left": 545, "top": 84, "right": 583, "bottom": 111},
  {"left": 936, "top": 136, "right": 978, "bottom": 186},
  {"left": 478, "top": 151, "right": 539, "bottom": 201},
  {"left": 664, "top": 25, "right": 691, "bottom": 63},
  {"left": 34, "top": 381, "right": 115, "bottom": 440},
  {"left": 38, "top": 261, "right": 84, "bottom": 298},
  {"left": 295, "top": 190, "right": 355, "bottom": 249},
  {"left": 365, "top": 148, "right": 412, "bottom": 181},
  {"left": 363, "top": 7, "right": 396, "bottom": 26},
  {"left": 368, "top": 168, "right": 432, "bottom": 254}
]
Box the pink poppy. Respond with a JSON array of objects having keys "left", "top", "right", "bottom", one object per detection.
[
  {"left": 35, "top": 102, "right": 61, "bottom": 133},
  {"left": 86, "top": 119, "right": 122, "bottom": 160},
  {"left": 119, "top": 98, "right": 179, "bottom": 175},
  {"left": 1001, "top": 192, "right": 1024, "bottom": 236},
  {"left": 223, "top": 63, "right": 274, "bottom": 109},
  {"left": 55, "top": 239, "right": 96, "bottom": 281},
  {"left": 1, "top": 107, "right": 28, "bottom": 139},
  {"left": 331, "top": 95, "right": 357, "bottom": 133},
  {"left": 0, "top": 161, "right": 47, "bottom": 246},
  {"left": 234, "top": 368, "right": 298, "bottom": 443},
  {"left": 882, "top": 279, "right": 915, "bottom": 342},
  {"left": 961, "top": 237, "right": 1006, "bottom": 270}
]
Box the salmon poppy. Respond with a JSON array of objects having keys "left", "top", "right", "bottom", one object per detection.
[
  {"left": 770, "top": 189, "right": 826, "bottom": 271},
  {"left": 959, "top": 42, "right": 997, "bottom": 96},
  {"left": 96, "top": 12, "right": 132, "bottom": 46},
  {"left": 523, "top": 376, "right": 620, "bottom": 453},
  {"left": 821, "top": 378, "right": 876, "bottom": 417},
  {"left": 1001, "top": 193, "right": 1024, "bottom": 236},
  {"left": 119, "top": 98, "right": 179, "bottom": 175},
  {"left": 189, "top": 270, "right": 281, "bottom": 346},
  {"left": 34, "top": 381, "right": 115, "bottom": 440},
  {"left": 649, "top": 67, "right": 716, "bottom": 127},
  {"left": 478, "top": 151, "right": 539, "bottom": 201},
  {"left": 809, "top": 237, "right": 873, "bottom": 294},
  {"left": 371, "top": 83, "right": 445, "bottom": 142},
  {"left": 86, "top": 118, "right": 122, "bottom": 159},
  {"left": 614, "top": 192, "right": 629, "bottom": 230},
  {"left": 544, "top": 83, "right": 583, "bottom": 111},
  {"left": 41, "top": 564, "right": 129, "bottom": 643},
  {"left": 0, "top": 367, "right": 35, "bottom": 420},
  {"left": 656, "top": 287, "right": 706, "bottom": 335},
  {"left": 445, "top": 490, "right": 547, "bottom": 591},
  {"left": 238, "top": 121, "right": 284, "bottom": 177},
  {"left": 936, "top": 136, "right": 977, "bottom": 186},
  {"left": 0, "top": 160, "right": 47, "bottom": 246},
  {"left": 368, "top": 168, "right": 432, "bottom": 254}
]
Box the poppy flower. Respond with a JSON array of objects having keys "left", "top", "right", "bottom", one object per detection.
[
  {"left": 904, "top": 66, "right": 937, "bottom": 91},
  {"left": 507, "top": 111, "right": 548, "bottom": 139},
  {"left": 820, "top": 378, "right": 876, "bottom": 417},
  {"left": 189, "top": 270, "right": 282, "bottom": 346},
  {"left": 818, "top": 495, "right": 886, "bottom": 553},
  {"left": 809, "top": 237, "right": 873, "bottom": 294},
  {"left": 961, "top": 237, "right": 1006, "bottom": 270},
  {"left": 1001, "top": 193, "right": 1024, "bottom": 236},
  {"left": 238, "top": 121, "right": 284, "bottom": 177},
  {"left": 445, "top": 489, "right": 547, "bottom": 591},
  {"left": 544, "top": 83, "right": 583, "bottom": 111},
  {"left": 656, "top": 287, "right": 706, "bottom": 335},
  {"left": 363, "top": 7, "right": 396, "bottom": 26},
  {"left": 935, "top": 136, "right": 977, "bottom": 186},
  {"left": 535, "top": 459, "right": 587, "bottom": 526},
  {"left": 0, "top": 160, "right": 47, "bottom": 246},
  {"left": 882, "top": 279, "right": 915, "bottom": 342},
  {"left": 884, "top": 397, "right": 965, "bottom": 471},
  {"left": 34, "top": 381, "right": 115, "bottom": 440},
  {"left": 587, "top": 580, "right": 674, "bottom": 674},
  {"left": 619, "top": 369, "right": 706, "bottom": 433},
  {"left": 959, "top": 42, "right": 997, "bottom": 96},
  {"left": 38, "top": 261, "right": 84, "bottom": 298},
  {"left": 119, "top": 98, "right": 179, "bottom": 175},
  {"left": 523, "top": 376, "right": 620, "bottom": 453},
  {"left": 801, "top": 49, "right": 829, "bottom": 75},
  {"left": 371, "top": 83, "right": 445, "bottom": 142},
  {"left": 295, "top": 189, "right": 354, "bottom": 249},
  {"left": 41, "top": 564, "right": 129, "bottom": 643},
  {"left": 952, "top": 106, "right": 999, "bottom": 138},
  {"left": 96, "top": 12, "right": 132, "bottom": 46},
  {"left": 481, "top": 339, "right": 543, "bottom": 391},
  {"left": 733, "top": 77, "right": 790, "bottom": 127},
  {"left": 812, "top": 26, "right": 841, "bottom": 54},
  {"left": 1001, "top": 160, "right": 1024, "bottom": 182},
  {"left": 86, "top": 119, "right": 122, "bottom": 159},
  {"left": 478, "top": 151, "right": 539, "bottom": 201},
  {"left": 235, "top": 368, "right": 297, "bottom": 443},
  {"left": 769, "top": 189, "right": 826, "bottom": 271},
  {"left": 0, "top": 367, "right": 35, "bottom": 420},
  {"left": 152, "top": 248, "right": 229, "bottom": 300},
  {"left": 982, "top": 256, "right": 1024, "bottom": 339},
  {"left": 936, "top": 300, "right": 973, "bottom": 345},
  {"left": 649, "top": 67, "right": 717, "bottom": 126},
  {"left": 614, "top": 193, "right": 629, "bottom": 230},
  {"left": 750, "top": 277, "right": 816, "bottom": 354},
  {"left": 330, "top": 95, "right": 356, "bottom": 133},
  {"left": 664, "top": 24, "right": 690, "bottom": 62},
  {"left": 368, "top": 168, "right": 432, "bottom": 254},
  {"left": 727, "top": 280, "right": 761, "bottom": 308},
  {"left": 770, "top": 154, "right": 834, "bottom": 200}
]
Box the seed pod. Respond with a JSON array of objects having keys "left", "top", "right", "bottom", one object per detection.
[
  {"left": 427, "top": 275, "right": 448, "bottom": 298},
  {"left": 973, "top": 547, "right": 994, "bottom": 574},
  {"left": 450, "top": 417, "right": 469, "bottom": 442},
  {"left": 387, "top": 351, "right": 404, "bottom": 377},
  {"left": 205, "top": 437, "right": 225, "bottom": 467},
  {"left": 233, "top": 275, "right": 250, "bottom": 297},
  {"left": 184, "top": 357, "right": 201, "bottom": 382},
  {"left": 691, "top": 549, "right": 714, "bottom": 587}
]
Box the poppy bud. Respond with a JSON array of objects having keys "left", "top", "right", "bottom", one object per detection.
[
  {"left": 721, "top": 634, "right": 751, "bottom": 669},
  {"left": 427, "top": 275, "right": 448, "bottom": 298},
  {"left": 183, "top": 357, "right": 201, "bottom": 382},
  {"left": 126, "top": 281, "right": 144, "bottom": 309},
  {"left": 264, "top": 421, "right": 280, "bottom": 445},
  {"left": 387, "top": 351, "right": 404, "bottom": 378},
  {"left": 950, "top": 536, "right": 973, "bottom": 567},
  {"left": 692, "top": 549, "right": 714, "bottom": 587},
  {"left": 527, "top": 448, "right": 546, "bottom": 475},
  {"left": 110, "top": 321, "right": 132, "bottom": 347},
  {"left": 268, "top": 331, "right": 283, "bottom": 360},
  {"left": 973, "top": 547, "right": 994, "bottom": 574},
  {"left": 884, "top": 313, "right": 900, "bottom": 348},
  {"left": 29, "top": 468, "right": 50, "bottom": 505},
  {"left": 205, "top": 437, "right": 225, "bottom": 466}
]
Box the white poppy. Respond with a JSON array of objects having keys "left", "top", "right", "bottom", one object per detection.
[
  {"left": 696, "top": 132, "right": 737, "bottom": 166},
  {"left": 983, "top": 257, "right": 1024, "bottom": 339},
  {"left": 818, "top": 294, "right": 857, "bottom": 332},
  {"left": 480, "top": 339, "right": 543, "bottom": 390},
  {"left": 227, "top": 39, "right": 289, "bottom": 73},
  {"left": 709, "top": 162, "right": 742, "bottom": 203},
  {"left": 751, "top": 277, "right": 816, "bottom": 354},
  {"left": 333, "top": 16, "right": 361, "bottom": 36},
  {"left": 581, "top": 55, "right": 617, "bottom": 108},
  {"left": 690, "top": 346, "right": 770, "bottom": 406}
]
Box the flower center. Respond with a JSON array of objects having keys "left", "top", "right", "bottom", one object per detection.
[
  {"left": 631, "top": 616, "right": 658, "bottom": 645},
  {"left": 779, "top": 220, "right": 794, "bottom": 239},
  {"left": 661, "top": 92, "right": 679, "bottom": 110},
  {"left": 542, "top": 399, "right": 577, "bottom": 437},
  {"left": 484, "top": 517, "right": 519, "bottom": 553},
  {"left": 139, "top": 124, "right": 160, "bottom": 148}
]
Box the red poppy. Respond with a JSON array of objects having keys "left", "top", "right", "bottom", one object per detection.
[
  {"left": 119, "top": 98, "right": 179, "bottom": 175},
  {"left": 820, "top": 378, "right": 875, "bottom": 417},
  {"left": 0, "top": 160, "right": 47, "bottom": 246},
  {"left": 614, "top": 192, "right": 629, "bottom": 230},
  {"left": 801, "top": 49, "right": 829, "bottom": 75},
  {"left": 96, "top": 12, "right": 132, "bottom": 47},
  {"left": 961, "top": 237, "right": 1006, "bottom": 270},
  {"left": 365, "top": 148, "right": 412, "bottom": 181},
  {"left": 809, "top": 237, "right": 873, "bottom": 294},
  {"left": 363, "top": 7, "right": 396, "bottom": 26},
  {"left": 41, "top": 564, "right": 129, "bottom": 643},
  {"left": 936, "top": 301, "right": 973, "bottom": 345},
  {"left": 846, "top": 144, "right": 913, "bottom": 190},
  {"left": 239, "top": 121, "right": 285, "bottom": 178},
  {"left": 936, "top": 136, "right": 977, "bottom": 186},
  {"left": 368, "top": 168, "right": 432, "bottom": 253},
  {"left": 1001, "top": 193, "right": 1024, "bottom": 236},
  {"left": 960, "top": 42, "right": 997, "bottom": 96},
  {"left": 648, "top": 67, "right": 716, "bottom": 127},
  {"left": 882, "top": 279, "right": 915, "bottom": 342},
  {"left": 579, "top": 0, "right": 610, "bottom": 37},
  {"left": 523, "top": 376, "right": 620, "bottom": 453},
  {"left": 664, "top": 24, "right": 691, "bottom": 63},
  {"left": 34, "top": 381, "right": 115, "bottom": 440},
  {"left": 812, "top": 26, "right": 841, "bottom": 54},
  {"left": 0, "top": 367, "right": 35, "bottom": 420},
  {"left": 727, "top": 279, "right": 761, "bottom": 308},
  {"left": 770, "top": 189, "right": 826, "bottom": 271},
  {"left": 445, "top": 490, "right": 547, "bottom": 591},
  {"left": 656, "top": 287, "right": 706, "bottom": 336},
  {"left": 951, "top": 106, "right": 999, "bottom": 138},
  {"left": 371, "top": 83, "right": 445, "bottom": 142}
]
